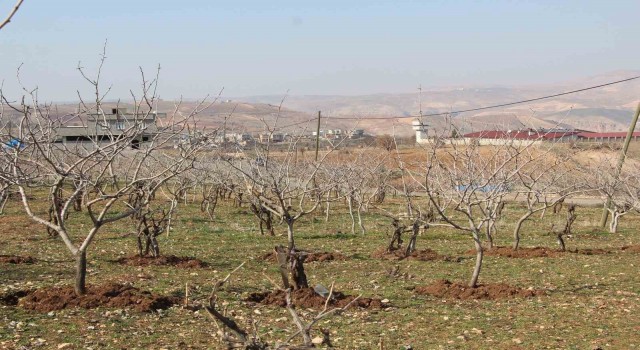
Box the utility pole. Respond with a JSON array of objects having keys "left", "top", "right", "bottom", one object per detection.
[
  {"left": 315, "top": 110, "right": 321, "bottom": 161},
  {"left": 599, "top": 102, "right": 640, "bottom": 227},
  {"left": 418, "top": 84, "right": 423, "bottom": 118}
]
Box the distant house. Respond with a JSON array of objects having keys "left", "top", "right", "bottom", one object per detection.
[
  {"left": 349, "top": 129, "right": 365, "bottom": 139},
  {"left": 258, "top": 133, "right": 285, "bottom": 143},
  {"left": 56, "top": 108, "right": 163, "bottom": 148},
  {"left": 271, "top": 133, "right": 285, "bottom": 142},
  {"left": 223, "top": 133, "right": 253, "bottom": 145},
  {"left": 324, "top": 129, "right": 343, "bottom": 140}
]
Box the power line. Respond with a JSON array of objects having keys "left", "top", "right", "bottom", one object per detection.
[
  {"left": 317, "top": 75, "right": 640, "bottom": 121},
  {"left": 254, "top": 74, "right": 640, "bottom": 129},
  {"left": 277, "top": 117, "right": 318, "bottom": 129}
]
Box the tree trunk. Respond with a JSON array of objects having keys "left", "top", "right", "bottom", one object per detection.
[
  {"left": 75, "top": 250, "right": 87, "bottom": 295},
  {"left": 556, "top": 233, "right": 566, "bottom": 251},
  {"left": 357, "top": 203, "right": 365, "bottom": 235},
  {"left": 275, "top": 245, "right": 309, "bottom": 290},
  {"left": 274, "top": 246, "right": 290, "bottom": 289},
  {"left": 150, "top": 236, "right": 160, "bottom": 257},
  {"left": 324, "top": 191, "right": 330, "bottom": 222},
  {"left": 286, "top": 219, "right": 295, "bottom": 251},
  {"left": 258, "top": 219, "right": 265, "bottom": 235},
  {"left": 404, "top": 222, "right": 420, "bottom": 258},
  {"left": 387, "top": 221, "right": 404, "bottom": 253},
  {"left": 347, "top": 195, "right": 355, "bottom": 234},
  {"left": 469, "top": 231, "right": 483, "bottom": 288},
  {"left": 610, "top": 211, "right": 620, "bottom": 233},
  {"left": 0, "top": 192, "right": 8, "bottom": 215},
  {"left": 512, "top": 213, "right": 531, "bottom": 250},
  {"left": 265, "top": 212, "right": 274, "bottom": 236},
  {"left": 73, "top": 194, "right": 82, "bottom": 212},
  {"left": 137, "top": 235, "right": 144, "bottom": 256},
  {"left": 485, "top": 224, "right": 494, "bottom": 250},
  {"left": 290, "top": 252, "right": 309, "bottom": 290},
  {"left": 166, "top": 199, "right": 177, "bottom": 237}
]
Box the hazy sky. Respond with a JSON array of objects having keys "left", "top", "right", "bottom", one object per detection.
[{"left": 1, "top": 0, "right": 638, "bottom": 101}]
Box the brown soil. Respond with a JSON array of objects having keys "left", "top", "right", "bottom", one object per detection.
[
  {"left": 465, "top": 246, "right": 611, "bottom": 258},
  {"left": 116, "top": 255, "right": 207, "bottom": 268},
  {"left": 261, "top": 251, "right": 348, "bottom": 263},
  {"left": 18, "top": 283, "right": 179, "bottom": 312},
  {"left": 568, "top": 248, "right": 611, "bottom": 255},
  {"left": 469, "top": 246, "right": 563, "bottom": 258},
  {"left": 415, "top": 280, "right": 545, "bottom": 300},
  {"left": 620, "top": 245, "right": 640, "bottom": 253},
  {"left": 246, "top": 288, "right": 385, "bottom": 309},
  {"left": 372, "top": 247, "right": 460, "bottom": 262},
  {"left": 0, "top": 255, "right": 37, "bottom": 264},
  {"left": 0, "top": 290, "right": 31, "bottom": 306}
]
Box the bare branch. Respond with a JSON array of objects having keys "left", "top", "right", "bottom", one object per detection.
[{"left": 0, "top": 0, "right": 25, "bottom": 31}]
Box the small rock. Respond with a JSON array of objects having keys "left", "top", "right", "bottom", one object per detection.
[
  {"left": 512, "top": 338, "right": 522, "bottom": 344},
  {"left": 58, "top": 344, "right": 73, "bottom": 349},
  {"left": 311, "top": 337, "right": 324, "bottom": 345},
  {"left": 471, "top": 328, "right": 484, "bottom": 335}
]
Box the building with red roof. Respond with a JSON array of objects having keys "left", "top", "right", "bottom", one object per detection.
[
  {"left": 461, "top": 128, "right": 581, "bottom": 145},
  {"left": 576, "top": 132, "right": 640, "bottom": 142}
]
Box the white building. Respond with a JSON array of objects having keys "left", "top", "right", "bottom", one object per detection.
[{"left": 412, "top": 119, "right": 430, "bottom": 144}]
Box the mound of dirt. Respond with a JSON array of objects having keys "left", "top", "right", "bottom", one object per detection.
[
  {"left": 0, "top": 255, "right": 37, "bottom": 264},
  {"left": 247, "top": 288, "right": 385, "bottom": 309},
  {"left": 620, "top": 245, "right": 640, "bottom": 253},
  {"left": 18, "top": 283, "right": 179, "bottom": 312},
  {"left": 372, "top": 248, "right": 459, "bottom": 262},
  {"left": 116, "top": 255, "right": 207, "bottom": 268},
  {"left": 261, "top": 251, "right": 347, "bottom": 263},
  {"left": 415, "top": 280, "right": 544, "bottom": 300}
]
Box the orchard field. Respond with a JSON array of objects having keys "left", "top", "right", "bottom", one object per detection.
[{"left": 1, "top": 188, "right": 640, "bottom": 349}]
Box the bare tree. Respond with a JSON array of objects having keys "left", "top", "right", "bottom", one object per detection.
[
  {"left": 413, "top": 134, "right": 542, "bottom": 287},
  {"left": 205, "top": 263, "right": 360, "bottom": 349},
  {"left": 375, "top": 134, "right": 396, "bottom": 152},
  {"left": 227, "top": 121, "right": 340, "bottom": 289},
  {"left": 511, "top": 150, "right": 584, "bottom": 249},
  {"left": 239, "top": 155, "right": 325, "bottom": 288},
  {"left": 334, "top": 149, "right": 390, "bottom": 234},
  {"left": 373, "top": 136, "right": 432, "bottom": 258},
  {"left": 590, "top": 158, "right": 637, "bottom": 233},
  {"left": 553, "top": 204, "right": 577, "bottom": 251},
  {"left": 0, "top": 60, "right": 215, "bottom": 295},
  {"left": 135, "top": 207, "right": 169, "bottom": 257},
  {"left": 159, "top": 172, "right": 195, "bottom": 236}
]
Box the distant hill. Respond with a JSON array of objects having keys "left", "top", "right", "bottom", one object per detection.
[
  {"left": 9, "top": 70, "right": 640, "bottom": 137},
  {"left": 238, "top": 70, "right": 640, "bottom": 136}
]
